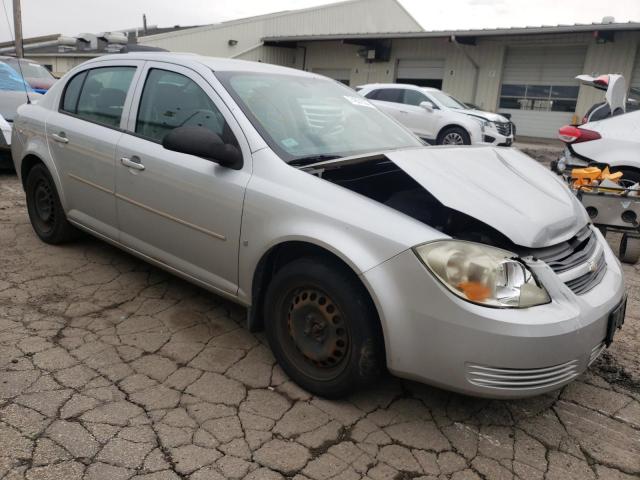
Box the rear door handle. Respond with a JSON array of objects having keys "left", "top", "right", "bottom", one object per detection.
[
  {"left": 51, "top": 132, "right": 69, "bottom": 143},
  {"left": 120, "top": 156, "right": 145, "bottom": 171}
]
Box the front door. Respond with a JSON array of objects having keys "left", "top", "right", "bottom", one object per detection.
[
  {"left": 46, "top": 61, "right": 143, "bottom": 238},
  {"left": 115, "top": 62, "right": 251, "bottom": 295}
]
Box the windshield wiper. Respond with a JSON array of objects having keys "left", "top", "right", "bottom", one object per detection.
[{"left": 288, "top": 154, "right": 343, "bottom": 167}]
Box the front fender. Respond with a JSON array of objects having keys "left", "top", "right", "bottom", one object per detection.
[{"left": 236, "top": 149, "right": 443, "bottom": 304}]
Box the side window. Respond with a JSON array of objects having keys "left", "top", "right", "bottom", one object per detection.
[
  {"left": 65, "top": 67, "right": 135, "bottom": 128},
  {"left": 403, "top": 89, "right": 427, "bottom": 106},
  {"left": 61, "top": 71, "right": 87, "bottom": 113},
  {"left": 371, "top": 88, "right": 403, "bottom": 104},
  {"left": 135, "top": 69, "right": 235, "bottom": 145},
  {"left": 364, "top": 89, "right": 379, "bottom": 100}
]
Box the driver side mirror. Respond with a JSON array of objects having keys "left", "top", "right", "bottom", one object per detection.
[
  {"left": 420, "top": 101, "right": 435, "bottom": 112},
  {"left": 162, "top": 126, "right": 243, "bottom": 170}
]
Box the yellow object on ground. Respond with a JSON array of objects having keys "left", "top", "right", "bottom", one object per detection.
[{"left": 571, "top": 166, "right": 623, "bottom": 191}]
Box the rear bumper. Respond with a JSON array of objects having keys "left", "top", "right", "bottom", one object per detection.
[{"left": 363, "top": 232, "right": 625, "bottom": 398}]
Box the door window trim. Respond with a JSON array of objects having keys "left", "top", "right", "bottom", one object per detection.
[
  {"left": 122, "top": 61, "right": 251, "bottom": 172},
  {"left": 57, "top": 62, "right": 144, "bottom": 132},
  {"left": 131, "top": 67, "right": 238, "bottom": 147}
]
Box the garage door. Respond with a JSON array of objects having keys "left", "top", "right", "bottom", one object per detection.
[
  {"left": 313, "top": 68, "right": 351, "bottom": 86},
  {"left": 396, "top": 59, "right": 444, "bottom": 88},
  {"left": 499, "top": 45, "right": 586, "bottom": 138}
]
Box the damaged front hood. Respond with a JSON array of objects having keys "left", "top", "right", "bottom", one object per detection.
[
  {"left": 463, "top": 110, "right": 510, "bottom": 123},
  {"left": 386, "top": 146, "right": 588, "bottom": 248}
]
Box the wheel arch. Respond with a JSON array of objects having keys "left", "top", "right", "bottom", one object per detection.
[
  {"left": 247, "top": 240, "right": 385, "bottom": 344},
  {"left": 436, "top": 123, "right": 471, "bottom": 142}
]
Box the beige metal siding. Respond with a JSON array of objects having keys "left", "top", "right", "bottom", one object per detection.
[
  {"left": 577, "top": 31, "right": 640, "bottom": 117},
  {"left": 139, "top": 0, "right": 422, "bottom": 57},
  {"left": 632, "top": 47, "right": 640, "bottom": 88}
]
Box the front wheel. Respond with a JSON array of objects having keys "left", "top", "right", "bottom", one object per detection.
[
  {"left": 437, "top": 126, "right": 471, "bottom": 145},
  {"left": 25, "top": 163, "right": 77, "bottom": 244},
  {"left": 264, "top": 257, "right": 383, "bottom": 398}
]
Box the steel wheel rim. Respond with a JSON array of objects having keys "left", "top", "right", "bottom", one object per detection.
[
  {"left": 33, "top": 179, "right": 55, "bottom": 232},
  {"left": 443, "top": 132, "right": 464, "bottom": 145},
  {"left": 281, "top": 287, "right": 351, "bottom": 380}
]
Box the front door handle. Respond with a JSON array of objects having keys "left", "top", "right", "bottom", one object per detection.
[
  {"left": 51, "top": 132, "right": 69, "bottom": 143},
  {"left": 120, "top": 156, "right": 145, "bottom": 171}
]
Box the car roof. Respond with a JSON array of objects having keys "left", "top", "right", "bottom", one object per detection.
[
  {"left": 81, "top": 52, "right": 314, "bottom": 77},
  {"left": 359, "top": 83, "right": 439, "bottom": 92}
]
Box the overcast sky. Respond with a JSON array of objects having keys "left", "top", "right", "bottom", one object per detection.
[{"left": 1, "top": 0, "right": 639, "bottom": 43}]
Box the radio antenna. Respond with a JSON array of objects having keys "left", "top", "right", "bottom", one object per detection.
[{"left": 1, "top": 0, "right": 30, "bottom": 104}]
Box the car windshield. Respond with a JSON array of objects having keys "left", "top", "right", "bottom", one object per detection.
[
  {"left": 216, "top": 71, "right": 422, "bottom": 162},
  {"left": 5, "top": 59, "right": 54, "bottom": 80},
  {"left": 427, "top": 90, "right": 469, "bottom": 110}
]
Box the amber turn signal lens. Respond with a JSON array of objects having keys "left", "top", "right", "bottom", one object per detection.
[{"left": 457, "top": 281, "right": 491, "bottom": 302}]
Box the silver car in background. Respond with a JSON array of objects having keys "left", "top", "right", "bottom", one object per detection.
[{"left": 11, "top": 53, "right": 625, "bottom": 398}]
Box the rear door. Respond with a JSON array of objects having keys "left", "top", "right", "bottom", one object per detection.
[
  {"left": 364, "top": 88, "right": 404, "bottom": 119},
  {"left": 365, "top": 88, "right": 434, "bottom": 139},
  {"left": 46, "top": 61, "right": 143, "bottom": 239},
  {"left": 115, "top": 62, "right": 252, "bottom": 294}
]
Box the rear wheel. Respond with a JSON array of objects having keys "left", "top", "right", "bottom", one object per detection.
[
  {"left": 437, "top": 126, "right": 471, "bottom": 146},
  {"left": 264, "top": 257, "right": 383, "bottom": 398},
  {"left": 25, "top": 163, "right": 77, "bottom": 244}
]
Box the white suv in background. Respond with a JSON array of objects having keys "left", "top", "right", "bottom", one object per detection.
[{"left": 357, "top": 83, "right": 514, "bottom": 146}]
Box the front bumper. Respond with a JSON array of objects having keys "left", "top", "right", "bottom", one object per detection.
[
  {"left": 363, "top": 232, "right": 625, "bottom": 398},
  {"left": 481, "top": 124, "right": 514, "bottom": 146}
]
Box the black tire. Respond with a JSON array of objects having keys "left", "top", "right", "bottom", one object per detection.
[
  {"left": 264, "top": 257, "right": 383, "bottom": 398},
  {"left": 25, "top": 163, "right": 77, "bottom": 244},
  {"left": 437, "top": 126, "right": 471, "bottom": 146},
  {"left": 619, "top": 233, "right": 640, "bottom": 264}
]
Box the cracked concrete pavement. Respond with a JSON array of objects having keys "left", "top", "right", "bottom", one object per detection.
[{"left": 1, "top": 171, "right": 639, "bottom": 480}]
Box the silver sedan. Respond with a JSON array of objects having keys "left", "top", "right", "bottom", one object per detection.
[{"left": 11, "top": 53, "right": 625, "bottom": 398}]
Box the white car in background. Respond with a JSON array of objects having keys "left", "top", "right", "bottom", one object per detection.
[
  {"left": 556, "top": 110, "right": 640, "bottom": 183},
  {"left": 554, "top": 74, "right": 640, "bottom": 183},
  {"left": 357, "top": 83, "right": 514, "bottom": 146}
]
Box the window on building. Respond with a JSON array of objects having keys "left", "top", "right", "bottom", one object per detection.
[
  {"left": 71, "top": 67, "right": 136, "bottom": 128},
  {"left": 136, "top": 69, "right": 234, "bottom": 145},
  {"left": 499, "top": 84, "right": 579, "bottom": 112}
]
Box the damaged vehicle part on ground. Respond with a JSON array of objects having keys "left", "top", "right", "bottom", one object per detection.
[{"left": 11, "top": 53, "right": 625, "bottom": 399}]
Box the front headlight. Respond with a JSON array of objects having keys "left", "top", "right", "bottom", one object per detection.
[{"left": 414, "top": 241, "right": 550, "bottom": 308}]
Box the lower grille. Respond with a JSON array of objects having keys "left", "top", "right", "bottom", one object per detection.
[
  {"left": 495, "top": 122, "right": 512, "bottom": 136},
  {"left": 466, "top": 360, "right": 580, "bottom": 390}
]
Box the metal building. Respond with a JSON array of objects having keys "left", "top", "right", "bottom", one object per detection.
[{"left": 139, "top": 1, "right": 640, "bottom": 138}]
